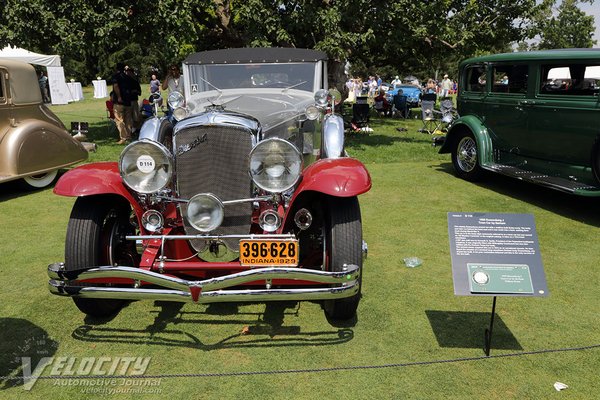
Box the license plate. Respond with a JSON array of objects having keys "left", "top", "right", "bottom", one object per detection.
[{"left": 239, "top": 239, "right": 299, "bottom": 267}]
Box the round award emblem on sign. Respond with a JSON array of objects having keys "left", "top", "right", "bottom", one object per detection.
[
  {"left": 137, "top": 155, "right": 156, "bottom": 173},
  {"left": 472, "top": 271, "right": 490, "bottom": 285}
]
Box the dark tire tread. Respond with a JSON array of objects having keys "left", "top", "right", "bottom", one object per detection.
[
  {"left": 323, "top": 196, "right": 362, "bottom": 321},
  {"left": 65, "top": 196, "right": 128, "bottom": 317}
]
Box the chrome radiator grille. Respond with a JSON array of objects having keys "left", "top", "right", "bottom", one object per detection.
[{"left": 175, "top": 125, "right": 253, "bottom": 253}]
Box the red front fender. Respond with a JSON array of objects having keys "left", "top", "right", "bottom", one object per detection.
[
  {"left": 54, "top": 162, "right": 142, "bottom": 213},
  {"left": 292, "top": 158, "right": 371, "bottom": 201}
]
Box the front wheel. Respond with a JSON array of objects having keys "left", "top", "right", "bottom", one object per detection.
[
  {"left": 451, "top": 131, "right": 483, "bottom": 181},
  {"left": 322, "top": 196, "right": 363, "bottom": 321},
  {"left": 64, "top": 196, "right": 138, "bottom": 317}
]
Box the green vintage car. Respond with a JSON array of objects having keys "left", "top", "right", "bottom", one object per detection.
[{"left": 439, "top": 49, "right": 600, "bottom": 196}]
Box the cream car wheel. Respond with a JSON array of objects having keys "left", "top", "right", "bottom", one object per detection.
[{"left": 23, "top": 170, "right": 58, "bottom": 188}]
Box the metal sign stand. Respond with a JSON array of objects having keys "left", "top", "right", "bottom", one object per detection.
[
  {"left": 447, "top": 213, "right": 549, "bottom": 357},
  {"left": 483, "top": 296, "right": 497, "bottom": 356}
]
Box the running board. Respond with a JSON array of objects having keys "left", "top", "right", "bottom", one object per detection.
[{"left": 483, "top": 164, "right": 600, "bottom": 196}]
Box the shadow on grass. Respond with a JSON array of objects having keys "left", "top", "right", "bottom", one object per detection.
[
  {"left": 434, "top": 162, "right": 600, "bottom": 227},
  {"left": 71, "top": 301, "right": 354, "bottom": 350},
  {"left": 426, "top": 310, "right": 522, "bottom": 351},
  {"left": 0, "top": 170, "right": 69, "bottom": 203},
  {"left": 0, "top": 318, "right": 59, "bottom": 389}
]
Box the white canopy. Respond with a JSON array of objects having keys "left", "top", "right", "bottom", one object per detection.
[
  {"left": 0, "top": 46, "right": 70, "bottom": 104},
  {"left": 0, "top": 46, "right": 61, "bottom": 67}
]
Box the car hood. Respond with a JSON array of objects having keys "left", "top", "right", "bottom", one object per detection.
[
  {"left": 186, "top": 89, "right": 314, "bottom": 134},
  {"left": 398, "top": 86, "right": 421, "bottom": 96}
]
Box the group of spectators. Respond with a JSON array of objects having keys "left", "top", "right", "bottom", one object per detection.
[
  {"left": 110, "top": 62, "right": 142, "bottom": 144},
  {"left": 111, "top": 63, "right": 184, "bottom": 144},
  {"left": 345, "top": 75, "right": 389, "bottom": 102}
]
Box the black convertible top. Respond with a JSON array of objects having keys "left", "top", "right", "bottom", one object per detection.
[{"left": 184, "top": 47, "right": 328, "bottom": 64}]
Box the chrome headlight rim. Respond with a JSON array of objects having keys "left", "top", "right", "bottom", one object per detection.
[
  {"left": 168, "top": 91, "right": 185, "bottom": 109},
  {"left": 305, "top": 105, "right": 320, "bottom": 120},
  {"left": 249, "top": 138, "right": 303, "bottom": 193},
  {"left": 186, "top": 193, "right": 225, "bottom": 232},
  {"left": 119, "top": 139, "right": 173, "bottom": 194},
  {"left": 314, "top": 89, "right": 329, "bottom": 107},
  {"left": 172, "top": 106, "right": 189, "bottom": 121}
]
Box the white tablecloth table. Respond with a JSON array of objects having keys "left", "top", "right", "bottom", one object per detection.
[
  {"left": 92, "top": 80, "right": 108, "bottom": 99},
  {"left": 66, "top": 82, "right": 84, "bottom": 102}
]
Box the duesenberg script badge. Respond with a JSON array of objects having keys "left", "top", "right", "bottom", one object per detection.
[{"left": 176, "top": 133, "right": 208, "bottom": 156}]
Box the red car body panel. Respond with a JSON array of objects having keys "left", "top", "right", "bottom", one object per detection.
[
  {"left": 54, "top": 162, "right": 143, "bottom": 215},
  {"left": 54, "top": 158, "right": 370, "bottom": 279},
  {"left": 292, "top": 157, "right": 371, "bottom": 199}
]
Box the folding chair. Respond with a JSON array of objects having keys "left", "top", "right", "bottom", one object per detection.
[
  {"left": 351, "top": 103, "right": 370, "bottom": 131},
  {"left": 70, "top": 121, "right": 89, "bottom": 141},
  {"left": 434, "top": 97, "right": 457, "bottom": 131},
  {"left": 392, "top": 94, "right": 409, "bottom": 118},
  {"left": 419, "top": 92, "right": 437, "bottom": 134}
]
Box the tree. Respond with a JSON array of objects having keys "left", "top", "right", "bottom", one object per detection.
[
  {"left": 0, "top": 0, "right": 549, "bottom": 85},
  {"left": 536, "top": 0, "right": 597, "bottom": 49}
]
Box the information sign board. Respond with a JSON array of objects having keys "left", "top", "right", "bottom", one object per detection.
[{"left": 448, "top": 213, "right": 548, "bottom": 297}]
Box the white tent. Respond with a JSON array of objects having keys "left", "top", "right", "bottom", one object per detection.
[{"left": 0, "top": 46, "right": 70, "bottom": 104}]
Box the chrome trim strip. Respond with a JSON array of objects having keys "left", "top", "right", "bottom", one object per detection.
[
  {"left": 48, "top": 263, "right": 359, "bottom": 290},
  {"left": 48, "top": 262, "right": 359, "bottom": 303},
  {"left": 154, "top": 193, "right": 271, "bottom": 205},
  {"left": 48, "top": 281, "right": 358, "bottom": 303},
  {"left": 125, "top": 233, "right": 297, "bottom": 241}
]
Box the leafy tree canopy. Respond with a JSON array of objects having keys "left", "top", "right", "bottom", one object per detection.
[{"left": 0, "top": 0, "right": 595, "bottom": 85}]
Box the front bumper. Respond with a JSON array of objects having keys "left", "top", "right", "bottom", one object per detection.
[{"left": 47, "top": 262, "right": 360, "bottom": 304}]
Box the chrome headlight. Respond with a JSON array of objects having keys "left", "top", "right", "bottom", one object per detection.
[
  {"left": 119, "top": 140, "right": 173, "bottom": 193},
  {"left": 172, "top": 107, "right": 188, "bottom": 121},
  {"left": 249, "top": 138, "right": 302, "bottom": 193},
  {"left": 314, "top": 89, "right": 329, "bottom": 107},
  {"left": 187, "top": 193, "right": 224, "bottom": 232},
  {"left": 168, "top": 91, "right": 185, "bottom": 108},
  {"left": 305, "top": 105, "right": 320, "bottom": 120}
]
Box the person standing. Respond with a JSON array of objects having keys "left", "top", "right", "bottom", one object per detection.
[
  {"left": 149, "top": 74, "right": 160, "bottom": 94},
  {"left": 112, "top": 62, "right": 133, "bottom": 144},
  {"left": 441, "top": 74, "right": 453, "bottom": 98},
  {"left": 125, "top": 66, "right": 142, "bottom": 133},
  {"left": 38, "top": 71, "right": 50, "bottom": 103},
  {"left": 161, "top": 65, "right": 184, "bottom": 93}
]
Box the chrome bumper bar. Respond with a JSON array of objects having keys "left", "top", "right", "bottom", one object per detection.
[{"left": 47, "top": 262, "right": 360, "bottom": 303}]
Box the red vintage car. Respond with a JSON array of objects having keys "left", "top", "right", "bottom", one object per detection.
[{"left": 48, "top": 48, "right": 371, "bottom": 321}]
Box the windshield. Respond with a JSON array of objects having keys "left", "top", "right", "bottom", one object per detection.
[{"left": 187, "top": 63, "right": 317, "bottom": 94}]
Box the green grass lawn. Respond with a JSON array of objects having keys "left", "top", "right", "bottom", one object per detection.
[{"left": 0, "top": 87, "right": 599, "bottom": 399}]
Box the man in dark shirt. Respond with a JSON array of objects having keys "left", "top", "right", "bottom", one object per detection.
[
  {"left": 125, "top": 66, "right": 142, "bottom": 133},
  {"left": 112, "top": 62, "right": 133, "bottom": 144}
]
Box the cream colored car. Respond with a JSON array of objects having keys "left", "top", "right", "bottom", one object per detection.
[{"left": 0, "top": 59, "right": 87, "bottom": 189}]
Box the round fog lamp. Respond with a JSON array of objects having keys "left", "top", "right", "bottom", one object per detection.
[
  {"left": 305, "top": 105, "right": 320, "bottom": 120},
  {"left": 173, "top": 107, "right": 188, "bottom": 121},
  {"left": 186, "top": 193, "right": 224, "bottom": 232},
  {"left": 141, "top": 210, "right": 164, "bottom": 232},
  {"left": 259, "top": 210, "right": 281, "bottom": 232}
]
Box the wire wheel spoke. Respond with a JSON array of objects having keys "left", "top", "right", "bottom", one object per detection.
[{"left": 458, "top": 138, "right": 477, "bottom": 172}]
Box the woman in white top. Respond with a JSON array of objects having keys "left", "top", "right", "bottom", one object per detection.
[{"left": 161, "top": 65, "right": 184, "bottom": 93}]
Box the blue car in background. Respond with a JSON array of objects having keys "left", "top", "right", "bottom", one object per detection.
[{"left": 386, "top": 84, "right": 422, "bottom": 108}]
